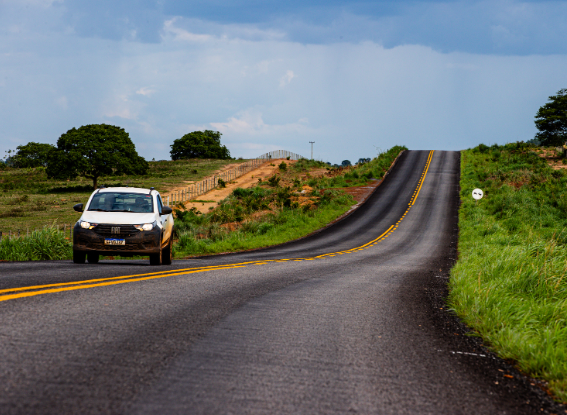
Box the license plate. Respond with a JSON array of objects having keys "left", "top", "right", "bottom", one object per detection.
[{"left": 104, "top": 238, "right": 125, "bottom": 246}]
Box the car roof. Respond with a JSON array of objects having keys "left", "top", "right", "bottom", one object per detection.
[{"left": 96, "top": 187, "right": 154, "bottom": 194}]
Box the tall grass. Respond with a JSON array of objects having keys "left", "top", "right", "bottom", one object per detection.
[
  {"left": 0, "top": 227, "right": 72, "bottom": 261},
  {"left": 450, "top": 142, "right": 567, "bottom": 401}
]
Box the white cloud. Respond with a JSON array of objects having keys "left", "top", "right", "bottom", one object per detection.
[
  {"left": 161, "top": 17, "right": 286, "bottom": 43},
  {"left": 162, "top": 18, "right": 213, "bottom": 42},
  {"left": 279, "top": 70, "right": 295, "bottom": 87},
  {"left": 210, "top": 110, "right": 312, "bottom": 136},
  {"left": 103, "top": 107, "right": 137, "bottom": 120},
  {"left": 136, "top": 87, "right": 156, "bottom": 96}
]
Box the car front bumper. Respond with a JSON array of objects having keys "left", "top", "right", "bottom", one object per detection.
[{"left": 73, "top": 223, "right": 162, "bottom": 256}]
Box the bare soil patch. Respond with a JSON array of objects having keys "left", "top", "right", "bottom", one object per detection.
[
  {"left": 181, "top": 159, "right": 297, "bottom": 213},
  {"left": 536, "top": 148, "right": 567, "bottom": 170}
]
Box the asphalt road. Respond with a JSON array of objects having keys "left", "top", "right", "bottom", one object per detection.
[{"left": 0, "top": 150, "right": 563, "bottom": 414}]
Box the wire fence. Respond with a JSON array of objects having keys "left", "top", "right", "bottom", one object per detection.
[
  {"left": 257, "top": 150, "right": 304, "bottom": 161},
  {"left": 163, "top": 151, "right": 305, "bottom": 205}
]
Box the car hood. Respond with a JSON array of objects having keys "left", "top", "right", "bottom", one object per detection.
[{"left": 80, "top": 211, "right": 157, "bottom": 225}]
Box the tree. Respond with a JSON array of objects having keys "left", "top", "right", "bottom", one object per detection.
[
  {"left": 13, "top": 142, "right": 56, "bottom": 168},
  {"left": 170, "top": 130, "right": 231, "bottom": 160},
  {"left": 535, "top": 89, "right": 567, "bottom": 146},
  {"left": 341, "top": 160, "right": 352, "bottom": 167},
  {"left": 46, "top": 124, "right": 149, "bottom": 189}
]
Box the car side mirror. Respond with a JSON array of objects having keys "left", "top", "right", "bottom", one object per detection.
[
  {"left": 73, "top": 203, "right": 84, "bottom": 212},
  {"left": 161, "top": 206, "right": 173, "bottom": 215}
]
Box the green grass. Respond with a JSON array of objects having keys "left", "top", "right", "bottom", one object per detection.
[
  {"left": 0, "top": 158, "right": 244, "bottom": 233},
  {"left": 450, "top": 142, "right": 567, "bottom": 401},
  {"left": 0, "top": 226, "right": 72, "bottom": 261}
]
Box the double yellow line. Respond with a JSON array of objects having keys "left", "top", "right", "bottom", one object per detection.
[{"left": 0, "top": 151, "right": 434, "bottom": 304}]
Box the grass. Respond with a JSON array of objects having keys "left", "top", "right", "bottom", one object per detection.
[
  {"left": 0, "top": 226, "right": 72, "bottom": 261},
  {"left": 450, "top": 141, "right": 567, "bottom": 401},
  {"left": 0, "top": 158, "right": 244, "bottom": 233},
  {"left": 173, "top": 146, "right": 406, "bottom": 257}
]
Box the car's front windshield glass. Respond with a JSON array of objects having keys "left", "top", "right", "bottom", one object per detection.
[{"left": 87, "top": 192, "right": 154, "bottom": 213}]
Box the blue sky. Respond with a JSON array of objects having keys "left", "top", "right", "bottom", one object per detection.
[{"left": 1, "top": 0, "right": 567, "bottom": 163}]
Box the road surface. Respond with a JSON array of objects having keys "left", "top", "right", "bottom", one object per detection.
[{"left": 0, "top": 150, "right": 562, "bottom": 414}]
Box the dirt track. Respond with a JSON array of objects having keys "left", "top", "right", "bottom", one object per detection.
[{"left": 181, "top": 159, "right": 297, "bottom": 213}]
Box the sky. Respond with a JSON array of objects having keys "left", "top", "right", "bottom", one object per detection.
[{"left": 1, "top": 0, "right": 567, "bottom": 164}]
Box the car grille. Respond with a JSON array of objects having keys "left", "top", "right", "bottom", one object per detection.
[
  {"left": 89, "top": 242, "right": 145, "bottom": 251},
  {"left": 93, "top": 224, "right": 138, "bottom": 237}
]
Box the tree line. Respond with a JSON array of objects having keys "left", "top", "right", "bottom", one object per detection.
[{"left": 2, "top": 125, "right": 231, "bottom": 189}]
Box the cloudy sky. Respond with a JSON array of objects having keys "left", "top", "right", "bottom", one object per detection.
[{"left": 1, "top": 0, "right": 567, "bottom": 163}]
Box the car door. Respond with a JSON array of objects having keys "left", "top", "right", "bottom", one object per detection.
[{"left": 157, "top": 194, "right": 173, "bottom": 245}]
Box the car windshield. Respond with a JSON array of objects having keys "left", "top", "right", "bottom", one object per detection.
[{"left": 87, "top": 192, "right": 154, "bottom": 213}]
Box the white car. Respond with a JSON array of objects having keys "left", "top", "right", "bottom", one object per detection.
[{"left": 72, "top": 187, "right": 174, "bottom": 265}]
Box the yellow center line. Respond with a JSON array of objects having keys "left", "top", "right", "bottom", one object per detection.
[
  {"left": 0, "top": 151, "right": 435, "bottom": 303},
  {"left": 0, "top": 264, "right": 252, "bottom": 295},
  {"left": 0, "top": 266, "right": 248, "bottom": 303},
  {"left": 411, "top": 150, "right": 433, "bottom": 206}
]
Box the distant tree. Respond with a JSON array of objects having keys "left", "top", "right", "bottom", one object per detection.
[
  {"left": 341, "top": 160, "right": 352, "bottom": 167},
  {"left": 535, "top": 89, "right": 567, "bottom": 146},
  {"left": 170, "top": 130, "right": 231, "bottom": 160},
  {"left": 12, "top": 142, "right": 56, "bottom": 168},
  {"left": 1, "top": 149, "right": 16, "bottom": 168},
  {"left": 46, "top": 124, "right": 149, "bottom": 189}
]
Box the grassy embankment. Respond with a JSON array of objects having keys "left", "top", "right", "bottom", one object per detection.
[
  {"left": 173, "top": 145, "right": 406, "bottom": 257},
  {"left": 0, "top": 158, "right": 243, "bottom": 234},
  {"left": 451, "top": 142, "right": 567, "bottom": 401}
]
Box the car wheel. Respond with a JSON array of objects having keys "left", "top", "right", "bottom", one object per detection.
[
  {"left": 73, "top": 250, "right": 86, "bottom": 264},
  {"left": 87, "top": 253, "right": 99, "bottom": 264},
  {"left": 162, "top": 239, "right": 172, "bottom": 265},
  {"left": 149, "top": 250, "right": 162, "bottom": 266}
]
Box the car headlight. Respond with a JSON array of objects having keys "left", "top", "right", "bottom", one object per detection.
[
  {"left": 134, "top": 222, "right": 155, "bottom": 231},
  {"left": 80, "top": 220, "right": 98, "bottom": 230}
]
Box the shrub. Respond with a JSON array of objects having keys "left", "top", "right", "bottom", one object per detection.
[{"left": 267, "top": 175, "right": 281, "bottom": 187}]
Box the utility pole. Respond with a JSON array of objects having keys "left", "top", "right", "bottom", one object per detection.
[{"left": 309, "top": 141, "right": 315, "bottom": 160}]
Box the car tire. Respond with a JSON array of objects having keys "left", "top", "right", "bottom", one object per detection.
[
  {"left": 73, "top": 250, "right": 86, "bottom": 264},
  {"left": 149, "top": 250, "right": 162, "bottom": 266},
  {"left": 87, "top": 253, "right": 99, "bottom": 264},
  {"left": 162, "top": 239, "right": 172, "bottom": 265}
]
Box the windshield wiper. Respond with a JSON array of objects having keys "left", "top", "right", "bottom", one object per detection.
[{"left": 88, "top": 209, "right": 108, "bottom": 212}]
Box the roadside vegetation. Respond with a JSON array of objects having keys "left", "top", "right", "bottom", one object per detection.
[
  {"left": 0, "top": 226, "right": 72, "bottom": 261},
  {"left": 451, "top": 142, "right": 567, "bottom": 401},
  {"left": 173, "top": 146, "right": 406, "bottom": 256}
]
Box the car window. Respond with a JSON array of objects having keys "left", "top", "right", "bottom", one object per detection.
[
  {"left": 87, "top": 193, "right": 154, "bottom": 213},
  {"left": 157, "top": 195, "right": 164, "bottom": 215}
]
